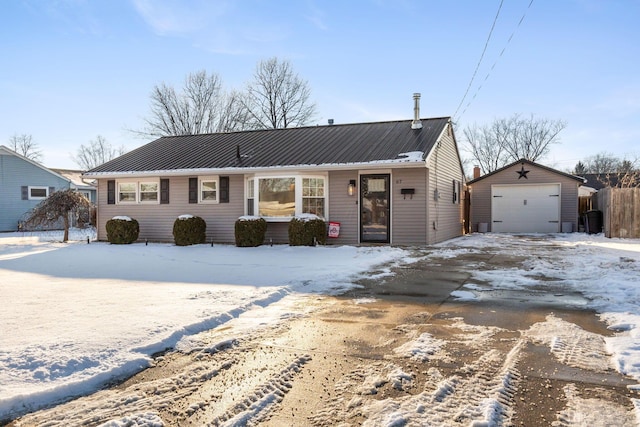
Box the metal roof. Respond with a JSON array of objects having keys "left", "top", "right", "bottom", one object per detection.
[{"left": 86, "top": 118, "right": 450, "bottom": 175}]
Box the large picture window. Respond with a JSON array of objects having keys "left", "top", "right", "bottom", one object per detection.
[
  {"left": 247, "top": 175, "right": 327, "bottom": 220},
  {"left": 117, "top": 180, "right": 159, "bottom": 204},
  {"left": 259, "top": 177, "right": 295, "bottom": 217}
]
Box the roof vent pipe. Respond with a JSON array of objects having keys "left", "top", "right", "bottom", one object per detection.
[{"left": 411, "top": 93, "right": 422, "bottom": 130}]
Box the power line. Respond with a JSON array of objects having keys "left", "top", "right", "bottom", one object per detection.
[
  {"left": 453, "top": 0, "right": 504, "bottom": 120},
  {"left": 455, "top": 0, "right": 535, "bottom": 122}
]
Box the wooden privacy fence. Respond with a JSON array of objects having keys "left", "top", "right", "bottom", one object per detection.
[{"left": 597, "top": 188, "right": 640, "bottom": 238}]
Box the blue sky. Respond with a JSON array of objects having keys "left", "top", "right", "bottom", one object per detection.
[{"left": 1, "top": 0, "right": 638, "bottom": 172}]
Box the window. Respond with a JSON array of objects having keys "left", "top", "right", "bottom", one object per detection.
[
  {"left": 259, "top": 177, "right": 295, "bottom": 217},
  {"left": 118, "top": 182, "right": 136, "bottom": 203},
  {"left": 453, "top": 179, "right": 461, "bottom": 204},
  {"left": 247, "top": 178, "right": 255, "bottom": 216},
  {"left": 140, "top": 182, "right": 159, "bottom": 202},
  {"left": 302, "top": 178, "right": 325, "bottom": 217},
  {"left": 199, "top": 177, "right": 218, "bottom": 203},
  {"left": 247, "top": 175, "right": 327, "bottom": 220},
  {"left": 28, "top": 186, "right": 49, "bottom": 200},
  {"left": 116, "top": 180, "right": 159, "bottom": 204}
]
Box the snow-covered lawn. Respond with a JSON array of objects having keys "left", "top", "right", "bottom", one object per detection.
[
  {"left": 1, "top": 229, "right": 640, "bottom": 424},
  {"left": 0, "top": 229, "right": 412, "bottom": 421}
]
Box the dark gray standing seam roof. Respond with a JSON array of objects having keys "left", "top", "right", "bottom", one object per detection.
[{"left": 87, "top": 118, "right": 450, "bottom": 174}]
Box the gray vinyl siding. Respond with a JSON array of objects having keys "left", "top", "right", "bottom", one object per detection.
[
  {"left": 0, "top": 153, "right": 70, "bottom": 231},
  {"left": 97, "top": 175, "right": 245, "bottom": 242},
  {"left": 469, "top": 163, "right": 580, "bottom": 232},
  {"left": 426, "top": 125, "right": 465, "bottom": 244},
  {"left": 327, "top": 170, "right": 359, "bottom": 245},
  {"left": 391, "top": 168, "right": 428, "bottom": 245}
]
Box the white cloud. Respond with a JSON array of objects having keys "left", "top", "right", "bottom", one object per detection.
[{"left": 132, "top": 0, "right": 228, "bottom": 35}]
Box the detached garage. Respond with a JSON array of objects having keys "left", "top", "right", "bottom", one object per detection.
[{"left": 467, "top": 159, "right": 585, "bottom": 233}]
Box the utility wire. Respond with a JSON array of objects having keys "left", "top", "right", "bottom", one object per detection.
[
  {"left": 455, "top": 0, "right": 535, "bottom": 122},
  {"left": 453, "top": 0, "right": 504, "bottom": 120}
]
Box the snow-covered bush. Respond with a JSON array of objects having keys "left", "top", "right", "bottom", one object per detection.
[
  {"left": 173, "top": 215, "right": 206, "bottom": 246},
  {"left": 234, "top": 216, "right": 267, "bottom": 247},
  {"left": 106, "top": 216, "right": 139, "bottom": 244},
  {"left": 288, "top": 214, "right": 326, "bottom": 246}
]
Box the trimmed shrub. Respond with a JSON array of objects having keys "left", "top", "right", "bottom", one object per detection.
[
  {"left": 235, "top": 216, "right": 267, "bottom": 247},
  {"left": 288, "top": 215, "right": 327, "bottom": 246},
  {"left": 173, "top": 215, "right": 207, "bottom": 246},
  {"left": 106, "top": 216, "right": 139, "bottom": 244}
]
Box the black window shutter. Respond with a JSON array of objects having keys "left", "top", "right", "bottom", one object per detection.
[
  {"left": 21, "top": 186, "right": 28, "bottom": 200},
  {"left": 160, "top": 178, "right": 170, "bottom": 204},
  {"left": 107, "top": 180, "right": 115, "bottom": 205},
  {"left": 189, "top": 178, "right": 198, "bottom": 204},
  {"left": 452, "top": 180, "right": 457, "bottom": 203},
  {"left": 220, "top": 176, "right": 229, "bottom": 203}
]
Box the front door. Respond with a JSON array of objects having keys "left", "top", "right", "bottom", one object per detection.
[{"left": 360, "top": 174, "right": 390, "bottom": 243}]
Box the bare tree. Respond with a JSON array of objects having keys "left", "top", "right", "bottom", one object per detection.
[
  {"left": 138, "top": 70, "right": 245, "bottom": 137},
  {"left": 243, "top": 57, "right": 317, "bottom": 129},
  {"left": 583, "top": 152, "right": 621, "bottom": 174},
  {"left": 463, "top": 114, "right": 566, "bottom": 174},
  {"left": 9, "top": 134, "right": 43, "bottom": 162},
  {"left": 590, "top": 154, "right": 639, "bottom": 188},
  {"left": 73, "top": 135, "right": 126, "bottom": 170},
  {"left": 24, "top": 189, "right": 92, "bottom": 242},
  {"left": 464, "top": 124, "right": 505, "bottom": 175}
]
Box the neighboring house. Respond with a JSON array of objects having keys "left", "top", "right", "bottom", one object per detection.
[
  {"left": 50, "top": 168, "right": 97, "bottom": 203},
  {"left": 0, "top": 145, "right": 72, "bottom": 232},
  {"left": 85, "top": 113, "right": 466, "bottom": 245},
  {"left": 467, "top": 159, "right": 585, "bottom": 233},
  {"left": 581, "top": 173, "right": 640, "bottom": 190}
]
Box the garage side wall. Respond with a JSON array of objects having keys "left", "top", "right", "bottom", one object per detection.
[{"left": 469, "top": 163, "right": 580, "bottom": 232}]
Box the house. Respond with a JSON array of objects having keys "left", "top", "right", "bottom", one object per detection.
[
  {"left": 85, "top": 98, "right": 466, "bottom": 245},
  {"left": 50, "top": 168, "right": 97, "bottom": 203},
  {"left": 467, "top": 159, "right": 585, "bottom": 233},
  {"left": 0, "top": 145, "right": 72, "bottom": 232}
]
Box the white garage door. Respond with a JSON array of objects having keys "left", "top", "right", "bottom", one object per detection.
[{"left": 491, "top": 184, "right": 560, "bottom": 233}]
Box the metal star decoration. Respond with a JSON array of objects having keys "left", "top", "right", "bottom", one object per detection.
[{"left": 517, "top": 163, "right": 530, "bottom": 179}]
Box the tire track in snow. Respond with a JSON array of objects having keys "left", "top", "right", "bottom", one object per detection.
[
  {"left": 308, "top": 340, "right": 523, "bottom": 426},
  {"left": 207, "top": 354, "right": 311, "bottom": 426},
  {"left": 524, "top": 314, "right": 613, "bottom": 372},
  {"left": 552, "top": 384, "right": 637, "bottom": 426},
  {"left": 11, "top": 356, "right": 237, "bottom": 426}
]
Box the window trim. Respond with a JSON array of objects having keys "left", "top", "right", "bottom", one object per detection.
[
  {"left": 28, "top": 186, "right": 49, "bottom": 200},
  {"left": 198, "top": 176, "right": 219, "bottom": 204},
  {"left": 246, "top": 174, "right": 328, "bottom": 221}
]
